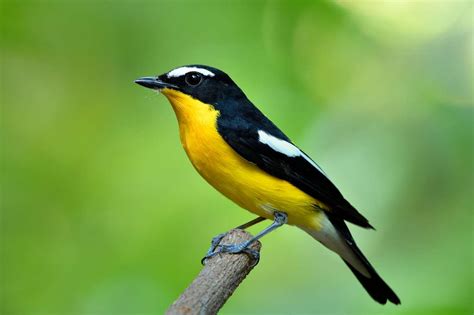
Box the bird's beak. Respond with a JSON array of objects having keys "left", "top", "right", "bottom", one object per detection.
[{"left": 134, "top": 77, "right": 178, "bottom": 90}]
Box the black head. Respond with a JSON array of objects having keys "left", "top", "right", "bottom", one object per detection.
[{"left": 135, "top": 65, "right": 247, "bottom": 108}]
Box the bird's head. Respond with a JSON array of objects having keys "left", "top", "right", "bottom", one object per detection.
[{"left": 135, "top": 65, "right": 247, "bottom": 114}]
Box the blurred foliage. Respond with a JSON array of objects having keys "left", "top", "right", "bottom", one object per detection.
[{"left": 1, "top": 0, "right": 473, "bottom": 314}]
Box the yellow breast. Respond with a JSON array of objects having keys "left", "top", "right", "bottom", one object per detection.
[{"left": 162, "top": 89, "right": 321, "bottom": 228}]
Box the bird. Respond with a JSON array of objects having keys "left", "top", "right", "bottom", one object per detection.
[{"left": 135, "top": 65, "right": 400, "bottom": 305}]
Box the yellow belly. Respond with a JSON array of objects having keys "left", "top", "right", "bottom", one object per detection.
[{"left": 163, "top": 89, "right": 323, "bottom": 229}]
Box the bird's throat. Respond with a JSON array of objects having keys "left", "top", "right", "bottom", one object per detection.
[{"left": 162, "top": 88, "right": 218, "bottom": 126}]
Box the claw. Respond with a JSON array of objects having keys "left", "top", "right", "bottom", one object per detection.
[
  {"left": 201, "top": 233, "right": 226, "bottom": 265},
  {"left": 241, "top": 247, "right": 260, "bottom": 266}
]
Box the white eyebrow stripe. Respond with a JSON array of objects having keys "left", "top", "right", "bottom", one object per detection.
[
  {"left": 257, "top": 130, "right": 328, "bottom": 176},
  {"left": 167, "top": 66, "right": 215, "bottom": 78}
]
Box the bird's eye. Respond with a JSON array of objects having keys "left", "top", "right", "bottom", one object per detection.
[{"left": 184, "top": 72, "right": 203, "bottom": 86}]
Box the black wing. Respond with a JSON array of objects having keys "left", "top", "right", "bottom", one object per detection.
[{"left": 217, "top": 112, "right": 373, "bottom": 229}]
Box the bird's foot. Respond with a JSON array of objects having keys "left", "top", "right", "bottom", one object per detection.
[{"left": 201, "top": 233, "right": 260, "bottom": 266}]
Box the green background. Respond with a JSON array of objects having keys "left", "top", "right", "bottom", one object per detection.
[{"left": 1, "top": 0, "right": 473, "bottom": 314}]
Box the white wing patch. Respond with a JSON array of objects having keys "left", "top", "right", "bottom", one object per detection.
[
  {"left": 167, "top": 66, "right": 215, "bottom": 78},
  {"left": 257, "top": 130, "right": 328, "bottom": 176},
  {"left": 257, "top": 130, "right": 300, "bottom": 156}
]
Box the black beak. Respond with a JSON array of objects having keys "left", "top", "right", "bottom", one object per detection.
[{"left": 134, "top": 77, "right": 178, "bottom": 90}]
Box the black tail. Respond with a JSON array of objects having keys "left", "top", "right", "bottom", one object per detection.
[
  {"left": 343, "top": 259, "right": 400, "bottom": 305},
  {"left": 328, "top": 214, "right": 401, "bottom": 305}
]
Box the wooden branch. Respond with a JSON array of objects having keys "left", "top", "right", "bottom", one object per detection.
[{"left": 166, "top": 229, "right": 261, "bottom": 315}]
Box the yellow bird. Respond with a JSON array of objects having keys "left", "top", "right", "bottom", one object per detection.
[{"left": 135, "top": 65, "right": 400, "bottom": 305}]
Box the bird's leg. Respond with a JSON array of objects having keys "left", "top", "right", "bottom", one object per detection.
[
  {"left": 201, "top": 217, "right": 266, "bottom": 265},
  {"left": 235, "top": 216, "right": 266, "bottom": 230},
  {"left": 202, "top": 212, "right": 287, "bottom": 265}
]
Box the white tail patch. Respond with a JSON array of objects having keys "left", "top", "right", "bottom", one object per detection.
[
  {"left": 301, "top": 213, "right": 371, "bottom": 277},
  {"left": 167, "top": 66, "right": 215, "bottom": 78}
]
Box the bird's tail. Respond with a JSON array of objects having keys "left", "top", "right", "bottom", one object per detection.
[
  {"left": 342, "top": 258, "right": 400, "bottom": 305},
  {"left": 302, "top": 213, "right": 400, "bottom": 305}
]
